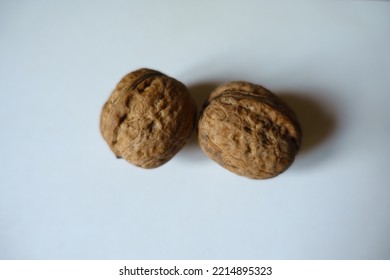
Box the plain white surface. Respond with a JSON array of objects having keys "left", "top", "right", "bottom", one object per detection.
[{"left": 1, "top": 0, "right": 390, "bottom": 259}]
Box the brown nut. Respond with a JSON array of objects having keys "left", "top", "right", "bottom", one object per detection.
[
  {"left": 198, "top": 81, "right": 302, "bottom": 179},
  {"left": 100, "top": 68, "right": 197, "bottom": 168}
]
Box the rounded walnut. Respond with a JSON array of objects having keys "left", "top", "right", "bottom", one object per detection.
[
  {"left": 198, "top": 81, "right": 302, "bottom": 179},
  {"left": 100, "top": 68, "right": 197, "bottom": 168}
]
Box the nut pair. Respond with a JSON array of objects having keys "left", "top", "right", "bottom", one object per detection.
[{"left": 100, "top": 68, "right": 302, "bottom": 179}]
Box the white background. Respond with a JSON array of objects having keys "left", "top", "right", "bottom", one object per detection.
[
  {"left": 1, "top": 260, "right": 390, "bottom": 280},
  {"left": 0, "top": 0, "right": 389, "bottom": 259}
]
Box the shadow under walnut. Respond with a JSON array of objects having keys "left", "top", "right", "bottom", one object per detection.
[
  {"left": 175, "top": 82, "right": 220, "bottom": 162},
  {"left": 278, "top": 92, "right": 337, "bottom": 154}
]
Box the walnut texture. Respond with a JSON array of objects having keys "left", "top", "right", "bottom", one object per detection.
[
  {"left": 198, "top": 81, "right": 302, "bottom": 179},
  {"left": 100, "top": 68, "right": 197, "bottom": 168}
]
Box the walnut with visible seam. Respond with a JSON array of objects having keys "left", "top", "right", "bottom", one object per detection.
[
  {"left": 100, "top": 68, "right": 197, "bottom": 168},
  {"left": 198, "top": 81, "right": 302, "bottom": 179}
]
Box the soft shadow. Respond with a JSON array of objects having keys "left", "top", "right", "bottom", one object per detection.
[
  {"left": 278, "top": 92, "right": 337, "bottom": 154},
  {"left": 177, "top": 82, "right": 220, "bottom": 162},
  {"left": 178, "top": 87, "right": 339, "bottom": 165},
  {"left": 188, "top": 82, "right": 220, "bottom": 112}
]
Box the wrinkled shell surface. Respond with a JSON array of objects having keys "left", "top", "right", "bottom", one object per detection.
[
  {"left": 198, "top": 81, "right": 302, "bottom": 179},
  {"left": 100, "top": 68, "right": 197, "bottom": 168}
]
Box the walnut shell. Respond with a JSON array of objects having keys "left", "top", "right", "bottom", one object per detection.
[
  {"left": 100, "top": 68, "right": 197, "bottom": 168},
  {"left": 198, "top": 81, "right": 302, "bottom": 179}
]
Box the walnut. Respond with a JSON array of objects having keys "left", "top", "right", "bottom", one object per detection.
[
  {"left": 198, "top": 81, "right": 302, "bottom": 179},
  {"left": 100, "top": 68, "right": 197, "bottom": 168}
]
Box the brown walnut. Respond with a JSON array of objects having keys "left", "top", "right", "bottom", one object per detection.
[
  {"left": 198, "top": 81, "right": 302, "bottom": 179},
  {"left": 100, "top": 68, "right": 197, "bottom": 168}
]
